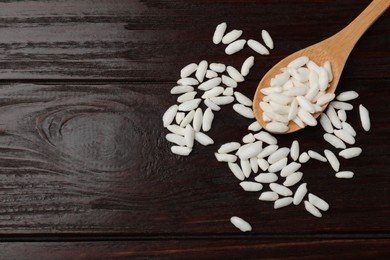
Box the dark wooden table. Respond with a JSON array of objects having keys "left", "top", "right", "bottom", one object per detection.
[{"left": 0, "top": 0, "right": 389, "bottom": 258}]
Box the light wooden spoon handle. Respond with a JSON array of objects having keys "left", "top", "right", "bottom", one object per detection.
[{"left": 326, "top": 0, "right": 390, "bottom": 63}]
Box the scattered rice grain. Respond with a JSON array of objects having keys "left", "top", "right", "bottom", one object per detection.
[
  {"left": 247, "top": 39, "right": 270, "bottom": 55},
  {"left": 261, "top": 29, "right": 274, "bottom": 49},
  {"left": 324, "top": 149, "right": 340, "bottom": 172},
  {"left": 359, "top": 104, "right": 371, "bottom": 131},
  {"left": 338, "top": 147, "right": 362, "bottom": 159},
  {"left": 293, "top": 183, "right": 307, "bottom": 205},
  {"left": 259, "top": 191, "right": 279, "bottom": 201},
  {"left": 240, "top": 181, "right": 263, "bottom": 192},
  {"left": 304, "top": 201, "right": 322, "bottom": 218},
  {"left": 230, "top": 216, "right": 252, "bottom": 232},
  {"left": 180, "top": 63, "right": 198, "bottom": 78},
  {"left": 241, "top": 56, "right": 255, "bottom": 77},
  {"left": 308, "top": 193, "right": 329, "bottom": 211},
  {"left": 171, "top": 146, "right": 192, "bottom": 156}
]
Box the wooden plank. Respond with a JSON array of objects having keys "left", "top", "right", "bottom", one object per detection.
[
  {"left": 0, "top": 239, "right": 389, "bottom": 259},
  {"left": 0, "top": 79, "right": 388, "bottom": 234},
  {"left": 0, "top": 0, "right": 388, "bottom": 80}
]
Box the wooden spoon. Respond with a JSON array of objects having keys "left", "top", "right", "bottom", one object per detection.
[{"left": 253, "top": 0, "right": 389, "bottom": 134}]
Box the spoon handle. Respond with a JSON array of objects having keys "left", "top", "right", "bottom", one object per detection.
[{"left": 328, "top": 0, "right": 389, "bottom": 62}]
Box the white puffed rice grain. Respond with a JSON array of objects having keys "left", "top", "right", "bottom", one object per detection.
[
  {"left": 178, "top": 98, "right": 202, "bottom": 111},
  {"left": 218, "top": 142, "right": 241, "bottom": 154},
  {"left": 176, "top": 112, "right": 185, "bottom": 125},
  {"left": 225, "top": 39, "right": 247, "bottom": 55},
  {"left": 228, "top": 162, "right": 245, "bottom": 181},
  {"left": 341, "top": 122, "right": 357, "bottom": 137},
  {"left": 287, "top": 56, "right": 309, "bottom": 69},
  {"left": 259, "top": 191, "right": 279, "bottom": 201},
  {"left": 171, "top": 146, "right": 192, "bottom": 156},
  {"left": 233, "top": 104, "right": 255, "bottom": 119},
  {"left": 337, "top": 109, "right": 347, "bottom": 122},
  {"left": 270, "top": 183, "right": 293, "bottom": 196},
  {"left": 227, "top": 66, "right": 245, "bottom": 82},
  {"left": 213, "top": 22, "right": 227, "bottom": 44},
  {"left": 223, "top": 87, "right": 234, "bottom": 96},
  {"left": 338, "top": 147, "right": 362, "bottom": 159},
  {"left": 265, "top": 122, "right": 289, "bottom": 133},
  {"left": 308, "top": 150, "right": 327, "bottom": 162},
  {"left": 162, "top": 104, "right": 178, "bottom": 127},
  {"left": 205, "top": 70, "right": 218, "bottom": 79},
  {"left": 248, "top": 121, "right": 262, "bottom": 131},
  {"left": 215, "top": 153, "right": 237, "bottom": 163},
  {"left": 242, "top": 133, "right": 256, "bottom": 144},
  {"left": 247, "top": 39, "right": 270, "bottom": 55},
  {"left": 280, "top": 162, "right": 301, "bottom": 177},
  {"left": 335, "top": 171, "right": 354, "bottom": 179},
  {"left": 194, "top": 132, "right": 214, "bottom": 146},
  {"left": 257, "top": 144, "right": 278, "bottom": 158},
  {"left": 323, "top": 133, "right": 346, "bottom": 149},
  {"left": 268, "top": 147, "right": 290, "bottom": 164},
  {"left": 241, "top": 56, "right": 255, "bottom": 77},
  {"left": 336, "top": 91, "right": 359, "bottom": 101},
  {"left": 170, "top": 85, "right": 194, "bottom": 95},
  {"left": 195, "top": 60, "right": 208, "bottom": 83},
  {"left": 180, "top": 110, "right": 196, "bottom": 128},
  {"left": 324, "top": 149, "right": 340, "bottom": 172},
  {"left": 204, "top": 98, "right": 221, "bottom": 111},
  {"left": 222, "top": 29, "right": 243, "bottom": 44},
  {"left": 198, "top": 77, "right": 222, "bottom": 91},
  {"left": 192, "top": 108, "right": 203, "bottom": 132},
  {"left": 250, "top": 157, "right": 259, "bottom": 173},
  {"left": 202, "top": 108, "right": 214, "bottom": 132},
  {"left": 261, "top": 29, "right": 274, "bottom": 49},
  {"left": 283, "top": 172, "right": 303, "bottom": 187},
  {"left": 184, "top": 124, "right": 195, "bottom": 148},
  {"left": 333, "top": 129, "right": 355, "bottom": 145},
  {"left": 222, "top": 75, "right": 238, "bottom": 88},
  {"left": 210, "top": 96, "right": 235, "bottom": 106},
  {"left": 230, "top": 216, "right": 252, "bottom": 232},
  {"left": 201, "top": 87, "right": 225, "bottom": 99},
  {"left": 359, "top": 104, "right": 371, "bottom": 131},
  {"left": 166, "top": 133, "right": 186, "bottom": 146},
  {"left": 177, "top": 91, "right": 197, "bottom": 103},
  {"left": 274, "top": 197, "right": 293, "bottom": 209},
  {"left": 209, "top": 63, "right": 226, "bottom": 73},
  {"left": 304, "top": 201, "right": 322, "bottom": 218},
  {"left": 238, "top": 141, "right": 263, "bottom": 160},
  {"left": 167, "top": 124, "right": 186, "bottom": 136},
  {"left": 241, "top": 159, "right": 252, "bottom": 178},
  {"left": 290, "top": 140, "right": 299, "bottom": 161},
  {"left": 177, "top": 77, "right": 199, "bottom": 86},
  {"left": 293, "top": 183, "right": 307, "bottom": 205},
  {"left": 257, "top": 158, "right": 269, "bottom": 171},
  {"left": 268, "top": 157, "right": 288, "bottom": 173},
  {"left": 180, "top": 63, "right": 198, "bottom": 78},
  {"left": 234, "top": 91, "right": 253, "bottom": 106},
  {"left": 308, "top": 193, "right": 329, "bottom": 211},
  {"left": 240, "top": 181, "right": 263, "bottom": 192},
  {"left": 254, "top": 173, "right": 278, "bottom": 183},
  {"left": 298, "top": 152, "right": 310, "bottom": 163}
]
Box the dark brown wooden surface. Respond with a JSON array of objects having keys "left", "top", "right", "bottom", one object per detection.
[
  {"left": 0, "top": 0, "right": 389, "bottom": 258},
  {"left": 1, "top": 239, "right": 390, "bottom": 259}
]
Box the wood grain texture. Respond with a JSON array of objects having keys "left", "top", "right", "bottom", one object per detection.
[
  {"left": 0, "top": 0, "right": 389, "bottom": 258},
  {"left": 0, "top": 0, "right": 388, "bottom": 80},
  {"left": 1, "top": 239, "right": 390, "bottom": 259},
  {"left": 0, "top": 79, "right": 388, "bottom": 235}
]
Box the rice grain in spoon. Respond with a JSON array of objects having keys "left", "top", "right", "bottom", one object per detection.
[{"left": 253, "top": 0, "right": 389, "bottom": 134}]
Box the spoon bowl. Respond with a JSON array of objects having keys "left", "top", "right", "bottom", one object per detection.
[{"left": 253, "top": 0, "right": 389, "bottom": 134}]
